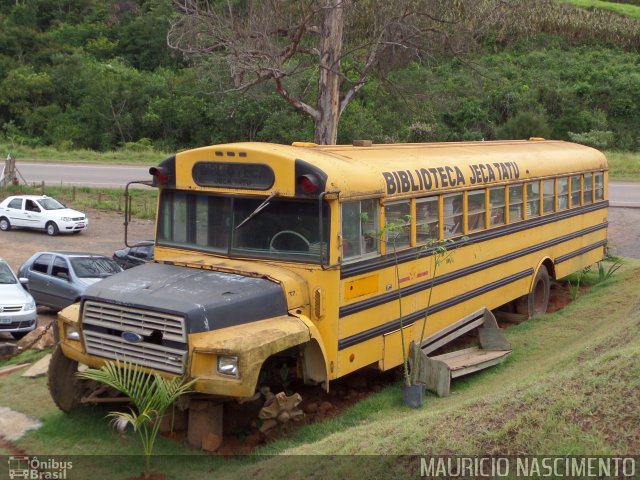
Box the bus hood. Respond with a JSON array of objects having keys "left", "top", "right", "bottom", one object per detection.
[{"left": 81, "top": 262, "right": 288, "bottom": 334}]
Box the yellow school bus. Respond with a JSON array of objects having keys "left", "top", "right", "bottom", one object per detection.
[{"left": 50, "top": 139, "right": 607, "bottom": 441}]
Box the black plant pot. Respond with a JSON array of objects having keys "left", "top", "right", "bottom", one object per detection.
[{"left": 401, "top": 383, "right": 425, "bottom": 408}]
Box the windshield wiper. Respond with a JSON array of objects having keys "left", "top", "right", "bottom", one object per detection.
[{"left": 234, "top": 191, "right": 278, "bottom": 230}]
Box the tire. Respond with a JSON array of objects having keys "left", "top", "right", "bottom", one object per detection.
[
  {"left": 46, "top": 221, "right": 59, "bottom": 236},
  {"left": 11, "top": 331, "right": 28, "bottom": 340},
  {"left": 48, "top": 344, "right": 82, "bottom": 412},
  {"left": 0, "top": 217, "right": 10, "bottom": 231},
  {"left": 516, "top": 264, "right": 551, "bottom": 318}
]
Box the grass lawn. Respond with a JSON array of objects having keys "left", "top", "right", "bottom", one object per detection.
[{"left": 562, "top": 0, "right": 640, "bottom": 18}]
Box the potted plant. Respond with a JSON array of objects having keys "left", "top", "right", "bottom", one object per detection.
[{"left": 385, "top": 218, "right": 455, "bottom": 407}]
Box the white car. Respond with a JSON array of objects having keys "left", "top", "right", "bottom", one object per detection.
[
  {"left": 0, "top": 195, "right": 88, "bottom": 236},
  {"left": 0, "top": 257, "right": 37, "bottom": 340}
]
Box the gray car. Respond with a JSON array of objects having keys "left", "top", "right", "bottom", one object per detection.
[
  {"left": 18, "top": 252, "right": 122, "bottom": 310},
  {"left": 0, "top": 257, "right": 37, "bottom": 339}
]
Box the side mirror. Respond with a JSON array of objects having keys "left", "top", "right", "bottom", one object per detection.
[{"left": 19, "top": 277, "right": 29, "bottom": 291}]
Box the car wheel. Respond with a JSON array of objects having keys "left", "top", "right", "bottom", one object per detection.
[
  {"left": 46, "top": 221, "right": 59, "bottom": 236},
  {"left": 11, "top": 331, "right": 28, "bottom": 340},
  {"left": 0, "top": 217, "right": 10, "bottom": 231}
]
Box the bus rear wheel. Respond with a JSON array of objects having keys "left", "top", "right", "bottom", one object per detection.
[{"left": 516, "top": 265, "right": 550, "bottom": 318}]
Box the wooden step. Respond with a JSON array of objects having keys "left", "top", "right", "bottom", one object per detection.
[{"left": 424, "top": 347, "right": 510, "bottom": 397}]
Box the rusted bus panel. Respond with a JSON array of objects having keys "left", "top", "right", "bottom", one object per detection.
[{"left": 188, "top": 316, "right": 311, "bottom": 397}]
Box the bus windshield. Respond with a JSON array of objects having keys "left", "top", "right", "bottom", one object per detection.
[{"left": 157, "top": 191, "right": 329, "bottom": 263}]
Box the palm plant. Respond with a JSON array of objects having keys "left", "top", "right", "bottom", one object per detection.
[{"left": 78, "top": 359, "right": 196, "bottom": 477}]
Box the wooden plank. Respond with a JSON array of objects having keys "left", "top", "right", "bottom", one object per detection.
[
  {"left": 0, "top": 363, "right": 30, "bottom": 377},
  {"left": 478, "top": 327, "right": 511, "bottom": 350},
  {"left": 421, "top": 318, "right": 484, "bottom": 355},
  {"left": 419, "top": 308, "right": 487, "bottom": 350},
  {"left": 424, "top": 357, "right": 451, "bottom": 397},
  {"left": 432, "top": 347, "right": 510, "bottom": 371},
  {"left": 450, "top": 353, "right": 510, "bottom": 378}
]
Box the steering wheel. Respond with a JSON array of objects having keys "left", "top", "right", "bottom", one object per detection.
[{"left": 269, "top": 230, "right": 311, "bottom": 251}]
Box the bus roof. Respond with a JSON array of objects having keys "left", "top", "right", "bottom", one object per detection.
[{"left": 176, "top": 139, "right": 608, "bottom": 199}]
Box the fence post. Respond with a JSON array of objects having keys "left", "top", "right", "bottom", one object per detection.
[{"left": 40, "top": 181, "right": 45, "bottom": 195}]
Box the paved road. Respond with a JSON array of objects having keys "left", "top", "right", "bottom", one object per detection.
[
  {"left": 4, "top": 161, "right": 639, "bottom": 202},
  {"left": 609, "top": 182, "right": 640, "bottom": 208},
  {"left": 12, "top": 162, "right": 151, "bottom": 188}
]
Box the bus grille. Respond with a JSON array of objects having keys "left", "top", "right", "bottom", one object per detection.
[{"left": 82, "top": 300, "right": 187, "bottom": 374}]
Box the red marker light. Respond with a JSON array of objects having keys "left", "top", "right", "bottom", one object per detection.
[
  {"left": 298, "top": 174, "right": 320, "bottom": 194},
  {"left": 149, "top": 166, "right": 169, "bottom": 184}
]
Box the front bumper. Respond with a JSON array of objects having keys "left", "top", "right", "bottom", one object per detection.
[
  {"left": 59, "top": 218, "right": 88, "bottom": 232},
  {"left": 0, "top": 308, "right": 37, "bottom": 333},
  {"left": 57, "top": 303, "right": 313, "bottom": 399}
]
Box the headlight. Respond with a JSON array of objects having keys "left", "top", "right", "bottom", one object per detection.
[
  {"left": 217, "top": 355, "right": 238, "bottom": 377},
  {"left": 66, "top": 325, "right": 80, "bottom": 341},
  {"left": 25, "top": 299, "right": 36, "bottom": 311},
  {"left": 60, "top": 217, "right": 71, "bottom": 221}
]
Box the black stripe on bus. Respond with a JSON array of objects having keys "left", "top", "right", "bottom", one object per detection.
[
  {"left": 337, "top": 268, "right": 534, "bottom": 351},
  {"left": 339, "top": 222, "right": 608, "bottom": 318},
  {"left": 341, "top": 201, "right": 608, "bottom": 279},
  {"left": 555, "top": 239, "right": 608, "bottom": 264}
]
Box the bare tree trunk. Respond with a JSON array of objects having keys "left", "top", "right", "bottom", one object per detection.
[{"left": 315, "top": 0, "right": 344, "bottom": 145}]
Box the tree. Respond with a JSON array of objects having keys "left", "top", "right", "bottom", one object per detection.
[{"left": 167, "top": 0, "right": 474, "bottom": 145}]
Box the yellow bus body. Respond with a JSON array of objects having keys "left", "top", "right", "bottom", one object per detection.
[{"left": 58, "top": 139, "right": 608, "bottom": 396}]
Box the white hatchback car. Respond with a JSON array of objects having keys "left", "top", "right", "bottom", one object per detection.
[
  {"left": 0, "top": 257, "right": 37, "bottom": 340},
  {"left": 0, "top": 195, "right": 88, "bottom": 236}
]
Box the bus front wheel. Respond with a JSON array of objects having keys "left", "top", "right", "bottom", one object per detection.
[
  {"left": 516, "top": 265, "right": 550, "bottom": 318},
  {"left": 48, "top": 345, "right": 82, "bottom": 412}
]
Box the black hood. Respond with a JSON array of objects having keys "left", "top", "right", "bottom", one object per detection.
[{"left": 82, "top": 262, "right": 288, "bottom": 334}]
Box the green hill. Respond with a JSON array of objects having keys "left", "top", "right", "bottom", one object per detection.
[{"left": 1, "top": 0, "right": 640, "bottom": 151}]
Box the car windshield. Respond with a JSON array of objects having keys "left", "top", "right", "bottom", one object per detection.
[
  {"left": 38, "top": 198, "right": 65, "bottom": 210},
  {"left": 0, "top": 262, "right": 17, "bottom": 284},
  {"left": 70, "top": 257, "right": 121, "bottom": 278}
]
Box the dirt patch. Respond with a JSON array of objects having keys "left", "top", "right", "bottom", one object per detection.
[
  {"left": 0, "top": 406, "right": 41, "bottom": 442},
  {"left": 0, "top": 207, "right": 154, "bottom": 272},
  {"left": 0, "top": 208, "right": 154, "bottom": 341}
]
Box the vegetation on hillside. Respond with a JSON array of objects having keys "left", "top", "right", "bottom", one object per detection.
[{"left": 0, "top": 0, "right": 639, "bottom": 152}]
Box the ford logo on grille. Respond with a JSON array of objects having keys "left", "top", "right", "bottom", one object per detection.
[{"left": 121, "top": 331, "right": 143, "bottom": 343}]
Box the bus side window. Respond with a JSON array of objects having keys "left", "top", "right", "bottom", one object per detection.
[
  {"left": 443, "top": 193, "right": 463, "bottom": 238},
  {"left": 467, "top": 189, "right": 486, "bottom": 232},
  {"left": 342, "top": 199, "right": 379, "bottom": 260},
  {"left": 526, "top": 182, "right": 540, "bottom": 218},
  {"left": 543, "top": 179, "right": 555, "bottom": 214},
  {"left": 558, "top": 177, "right": 569, "bottom": 210},
  {"left": 583, "top": 173, "right": 593, "bottom": 204},
  {"left": 416, "top": 197, "right": 440, "bottom": 244},
  {"left": 570, "top": 175, "right": 581, "bottom": 207},
  {"left": 489, "top": 187, "right": 505, "bottom": 226},
  {"left": 594, "top": 172, "right": 604, "bottom": 200},
  {"left": 384, "top": 201, "right": 411, "bottom": 249},
  {"left": 508, "top": 184, "right": 524, "bottom": 223}
]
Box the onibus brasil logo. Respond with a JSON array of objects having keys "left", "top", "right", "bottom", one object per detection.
[{"left": 8, "top": 456, "right": 72, "bottom": 479}]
